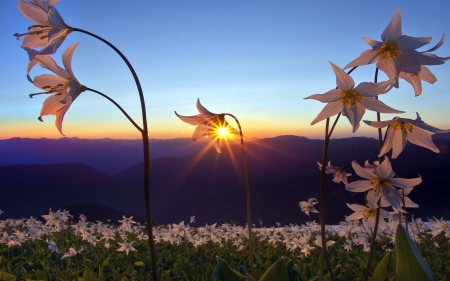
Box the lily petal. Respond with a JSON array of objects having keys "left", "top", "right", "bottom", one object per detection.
[
  {"left": 381, "top": 7, "right": 402, "bottom": 41},
  {"left": 330, "top": 62, "right": 354, "bottom": 90}
]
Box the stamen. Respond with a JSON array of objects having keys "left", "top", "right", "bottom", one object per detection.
[
  {"left": 29, "top": 91, "right": 53, "bottom": 98},
  {"left": 339, "top": 89, "right": 362, "bottom": 105},
  {"left": 377, "top": 40, "right": 401, "bottom": 59},
  {"left": 391, "top": 119, "right": 414, "bottom": 132},
  {"left": 370, "top": 177, "right": 392, "bottom": 191},
  {"left": 364, "top": 207, "right": 377, "bottom": 218}
]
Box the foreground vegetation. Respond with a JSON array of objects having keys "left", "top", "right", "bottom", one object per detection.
[{"left": 0, "top": 212, "right": 449, "bottom": 280}]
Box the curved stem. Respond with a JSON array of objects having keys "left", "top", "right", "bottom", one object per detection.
[
  {"left": 85, "top": 88, "right": 143, "bottom": 133},
  {"left": 73, "top": 28, "right": 158, "bottom": 281},
  {"left": 223, "top": 113, "right": 255, "bottom": 277}
]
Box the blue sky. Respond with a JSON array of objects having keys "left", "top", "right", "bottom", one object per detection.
[{"left": 1, "top": 0, "right": 449, "bottom": 140}]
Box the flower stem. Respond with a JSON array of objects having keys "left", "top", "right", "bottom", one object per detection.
[
  {"left": 85, "top": 88, "right": 143, "bottom": 133},
  {"left": 363, "top": 67, "right": 382, "bottom": 281},
  {"left": 316, "top": 66, "right": 357, "bottom": 281},
  {"left": 73, "top": 28, "right": 158, "bottom": 281},
  {"left": 223, "top": 113, "right": 255, "bottom": 277},
  {"left": 319, "top": 117, "right": 336, "bottom": 281}
]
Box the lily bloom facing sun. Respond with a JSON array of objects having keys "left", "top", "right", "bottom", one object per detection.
[
  {"left": 15, "top": 0, "right": 73, "bottom": 57},
  {"left": 305, "top": 62, "right": 403, "bottom": 133},
  {"left": 175, "top": 99, "right": 238, "bottom": 153},
  {"left": 364, "top": 112, "right": 449, "bottom": 159},
  {"left": 346, "top": 157, "right": 421, "bottom": 210},
  {"left": 344, "top": 7, "right": 449, "bottom": 96},
  {"left": 28, "top": 43, "right": 86, "bottom": 136}
]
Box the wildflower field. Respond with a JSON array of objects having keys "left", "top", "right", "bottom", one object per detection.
[
  {"left": 0, "top": 212, "right": 449, "bottom": 280},
  {"left": 6, "top": 0, "right": 450, "bottom": 280}
]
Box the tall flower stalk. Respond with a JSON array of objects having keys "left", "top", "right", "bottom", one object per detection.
[
  {"left": 16, "top": 3, "right": 158, "bottom": 280},
  {"left": 175, "top": 100, "right": 255, "bottom": 277}
]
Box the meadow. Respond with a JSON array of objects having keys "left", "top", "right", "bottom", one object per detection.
[{"left": 0, "top": 211, "right": 449, "bottom": 280}]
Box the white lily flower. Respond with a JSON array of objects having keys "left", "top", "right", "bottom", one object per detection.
[
  {"left": 175, "top": 99, "right": 238, "bottom": 153},
  {"left": 117, "top": 241, "right": 136, "bottom": 255},
  {"left": 346, "top": 203, "right": 389, "bottom": 230},
  {"left": 345, "top": 8, "right": 449, "bottom": 96},
  {"left": 15, "top": 0, "right": 72, "bottom": 57},
  {"left": 364, "top": 113, "right": 449, "bottom": 159},
  {"left": 346, "top": 157, "right": 421, "bottom": 209},
  {"left": 61, "top": 247, "right": 77, "bottom": 259},
  {"left": 299, "top": 198, "right": 319, "bottom": 217},
  {"left": 305, "top": 62, "right": 402, "bottom": 133},
  {"left": 317, "top": 161, "right": 352, "bottom": 184},
  {"left": 28, "top": 43, "right": 86, "bottom": 135}
]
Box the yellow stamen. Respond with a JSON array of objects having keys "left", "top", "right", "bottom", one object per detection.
[
  {"left": 391, "top": 119, "right": 414, "bottom": 133},
  {"left": 364, "top": 207, "right": 377, "bottom": 218},
  {"left": 377, "top": 40, "right": 401, "bottom": 59},
  {"left": 339, "top": 89, "right": 362, "bottom": 105},
  {"left": 370, "top": 177, "right": 392, "bottom": 191}
]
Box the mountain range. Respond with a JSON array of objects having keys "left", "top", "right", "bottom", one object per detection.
[{"left": 1, "top": 134, "right": 449, "bottom": 225}]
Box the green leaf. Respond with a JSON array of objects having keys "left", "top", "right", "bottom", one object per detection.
[
  {"left": 395, "top": 225, "right": 435, "bottom": 281},
  {"left": 101, "top": 256, "right": 110, "bottom": 268},
  {"left": 0, "top": 270, "right": 15, "bottom": 281},
  {"left": 134, "top": 261, "right": 145, "bottom": 267},
  {"left": 259, "top": 258, "right": 299, "bottom": 281},
  {"left": 370, "top": 251, "right": 392, "bottom": 281},
  {"left": 212, "top": 256, "right": 247, "bottom": 281}
]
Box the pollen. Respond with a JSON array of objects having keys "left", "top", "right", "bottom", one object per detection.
[
  {"left": 391, "top": 119, "right": 414, "bottom": 133},
  {"left": 370, "top": 177, "right": 392, "bottom": 191},
  {"left": 377, "top": 40, "right": 401, "bottom": 59},
  {"left": 339, "top": 89, "right": 362, "bottom": 105},
  {"left": 364, "top": 207, "right": 377, "bottom": 218}
]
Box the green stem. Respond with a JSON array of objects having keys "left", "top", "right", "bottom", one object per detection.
[
  {"left": 73, "top": 27, "right": 158, "bottom": 281},
  {"left": 223, "top": 113, "right": 255, "bottom": 277}
]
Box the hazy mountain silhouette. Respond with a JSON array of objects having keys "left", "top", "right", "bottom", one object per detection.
[
  {"left": 0, "top": 163, "right": 143, "bottom": 219},
  {"left": 1, "top": 135, "right": 449, "bottom": 225},
  {"left": 0, "top": 137, "right": 206, "bottom": 175}
]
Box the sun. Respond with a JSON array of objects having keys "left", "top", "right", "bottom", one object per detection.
[{"left": 217, "top": 127, "right": 229, "bottom": 137}]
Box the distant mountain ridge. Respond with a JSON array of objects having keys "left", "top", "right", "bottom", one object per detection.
[
  {"left": 1, "top": 134, "right": 450, "bottom": 225},
  {"left": 0, "top": 137, "right": 209, "bottom": 175}
]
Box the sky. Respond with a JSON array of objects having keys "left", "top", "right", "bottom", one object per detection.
[{"left": 1, "top": 0, "right": 450, "bottom": 140}]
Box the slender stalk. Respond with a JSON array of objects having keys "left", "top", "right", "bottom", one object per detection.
[
  {"left": 364, "top": 199, "right": 381, "bottom": 281},
  {"left": 363, "top": 67, "right": 382, "bottom": 281},
  {"left": 85, "top": 88, "right": 143, "bottom": 133},
  {"left": 315, "top": 67, "right": 358, "bottom": 281},
  {"left": 319, "top": 118, "right": 336, "bottom": 281},
  {"left": 223, "top": 113, "right": 255, "bottom": 277},
  {"left": 73, "top": 28, "right": 158, "bottom": 281}
]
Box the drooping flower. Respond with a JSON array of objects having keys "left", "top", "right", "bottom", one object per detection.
[
  {"left": 305, "top": 62, "right": 403, "bottom": 133},
  {"left": 346, "top": 157, "right": 421, "bottom": 209},
  {"left": 15, "top": 0, "right": 73, "bottom": 57},
  {"left": 344, "top": 7, "right": 449, "bottom": 96},
  {"left": 175, "top": 99, "right": 238, "bottom": 153},
  {"left": 364, "top": 112, "right": 449, "bottom": 158},
  {"left": 346, "top": 203, "right": 390, "bottom": 229},
  {"left": 299, "top": 198, "right": 319, "bottom": 217},
  {"left": 28, "top": 43, "right": 86, "bottom": 135},
  {"left": 317, "top": 161, "right": 352, "bottom": 184},
  {"left": 61, "top": 247, "right": 77, "bottom": 259}
]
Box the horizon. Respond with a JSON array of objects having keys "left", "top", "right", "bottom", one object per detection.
[{"left": 2, "top": 1, "right": 450, "bottom": 140}]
